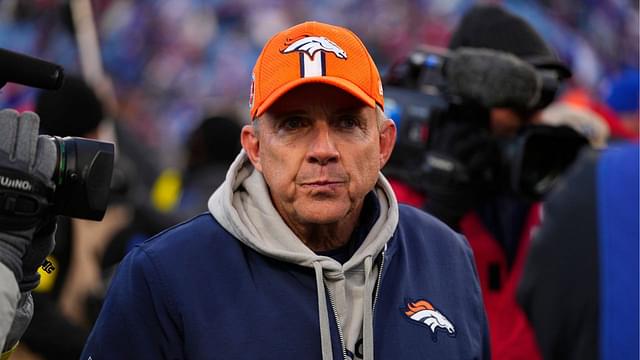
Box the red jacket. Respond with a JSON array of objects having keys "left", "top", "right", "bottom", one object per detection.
[
  {"left": 390, "top": 178, "right": 542, "bottom": 359},
  {"left": 460, "top": 206, "right": 542, "bottom": 360}
]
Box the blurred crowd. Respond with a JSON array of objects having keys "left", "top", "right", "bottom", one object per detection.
[
  {"left": 0, "top": 0, "right": 637, "bottom": 165},
  {"left": 0, "top": 0, "right": 637, "bottom": 359}
]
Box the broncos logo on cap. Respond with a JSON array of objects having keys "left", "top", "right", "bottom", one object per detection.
[
  {"left": 282, "top": 36, "right": 347, "bottom": 60},
  {"left": 404, "top": 300, "right": 456, "bottom": 341}
]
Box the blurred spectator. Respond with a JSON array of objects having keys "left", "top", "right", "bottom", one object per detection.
[
  {"left": 37, "top": 75, "right": 103, "bottom": 138},
  {"left": 518, "top": 143, "right": 639, "bottom": 360},
  {"left": 537, "top": 102, "right": 609, "bottom": 148},
  {"left": 149, "top": 113, "right": 242, "bottom": 219},
  {"left": 601, "top": 68, "right": 639, "bottom": 137},
  {"left": 561, "top": 87, "right": 638, "bottom": 142},
  {"left": 179, "top": 114, "right": 242, "bottom": 217}
]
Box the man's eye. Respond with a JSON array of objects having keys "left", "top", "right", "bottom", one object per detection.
[
  {"left": 280, "top": 116, "right": 306, "bottom": 130},
  {"left": 337, "top": 115, "right": 360, "bottom": 129}
]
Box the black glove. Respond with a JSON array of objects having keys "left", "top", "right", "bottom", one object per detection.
[
  {"left": 421, "top": 105, "right": 501, "bottom": 228},
  {"left": 0, "top": 109, "right": 57, "bottom": 291}
]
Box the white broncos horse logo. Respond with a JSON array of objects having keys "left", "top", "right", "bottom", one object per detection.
[
  {"left": 404, "top": 300, "right": 456, "bottom": 341},
  {"left": 282, "top": 36, "right": 347, "bottom": 60}
]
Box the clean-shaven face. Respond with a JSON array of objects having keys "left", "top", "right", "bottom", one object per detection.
[{"left": 242, "top": 83, "right": 395, "bottom": 229}]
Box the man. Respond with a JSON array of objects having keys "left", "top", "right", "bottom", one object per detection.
[
  {"left": 82, "top": 21, "right": 489, "bottom": 359},
  {"left": 411, "top": 5, "right": 576, "bottom": 360},
  {"left": 518, "top": 143, "right": 639, "bottom": 360}
]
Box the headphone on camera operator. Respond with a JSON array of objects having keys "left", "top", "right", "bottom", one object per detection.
[
  {"left": 0, "top": 48, "right": 115, "bottom": 356},
  {"left": 382, "top": 45, "right": 588, "bottom": 228}
]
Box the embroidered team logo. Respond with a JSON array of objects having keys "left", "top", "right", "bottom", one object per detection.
[
  {"left": 403, "top": 299, "right": 456, "bottom": 342},
  {"left": 281, "top": 36, "right": 347, "bottom": 77}
]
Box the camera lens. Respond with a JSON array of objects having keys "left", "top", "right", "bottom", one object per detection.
[{"left": 50, "top": 136, "right": 115, "bottom": 221}]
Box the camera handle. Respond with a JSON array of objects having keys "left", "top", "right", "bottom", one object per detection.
[{"left": 0, "top": 167, "right": 53, "bottom": 231}]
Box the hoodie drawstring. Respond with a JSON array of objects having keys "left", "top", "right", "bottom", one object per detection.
[
  {"left": 313, "top": 256, "right": 376, "bottom": 360},
  {"left": 314, "top": 261, "right": 334, "bottom": 360},
  {"left": 363, "top": 256, "right": 374, "bottom": 360}
]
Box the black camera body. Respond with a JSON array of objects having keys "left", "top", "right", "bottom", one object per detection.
[
  {"left": 0, "top": 47, "right": 115, "bottom": 222},
  {"left": 383, "top": 47, "right": 587, "bottom": 200}
]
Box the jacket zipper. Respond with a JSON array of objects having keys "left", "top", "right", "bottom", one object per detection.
[
  {"left": 372, "top": 248, "right": 386, "bottom": 314},
  {"left": 325, "top": 247, "right": 387, "bottom": 360},
  {"left": 326, "top": 285, "right": 348, "bottom": 360}
]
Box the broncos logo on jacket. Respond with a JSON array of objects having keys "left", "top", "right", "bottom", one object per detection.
[{"left": 404, "top": 299, "right": 456, "bottom": 341}]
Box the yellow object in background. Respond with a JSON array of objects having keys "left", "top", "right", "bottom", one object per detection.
[{"left": 151, "top": 169, "right": 183, "bottom": 213}]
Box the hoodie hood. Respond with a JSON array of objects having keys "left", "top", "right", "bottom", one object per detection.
[
  {"left": 208, "top": 150, "right": 399, "bottom": 359},
  {"left": 208, "top": 150, "right": 398, "bottom": 275}
]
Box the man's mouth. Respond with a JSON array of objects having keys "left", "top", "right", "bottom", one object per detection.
[{"left": 300, "top": 180, "right": 346, "bottom": 190}]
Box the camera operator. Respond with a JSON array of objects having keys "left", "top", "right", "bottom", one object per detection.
[
  {"left": 387, "top": 5, "right": 584, "bottom": 360},
  {"left": 0, "top": 48, "right": 115, "bottom": 360},
  {"left": 16, "top": 74, "right": 167, "bottom": 360},
  {"left": 0, "top": 110, "right": 57, "bottom": 359},
  {"left": 13, "top": 75, "right": 106, "bottom": 360}
]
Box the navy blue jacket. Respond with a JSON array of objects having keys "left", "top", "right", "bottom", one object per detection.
[{"left": 82, "top": 205, "right": 490, "bottom": 359}]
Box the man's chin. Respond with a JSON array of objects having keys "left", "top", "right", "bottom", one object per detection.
[{"left": 294, "top": 201, "right": 352, "bottom": 225}]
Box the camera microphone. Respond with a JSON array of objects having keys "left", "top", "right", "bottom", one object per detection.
[
  {"left": 0, "top": 48, "right": 65, "bottom": 90},
  {"left": 445, "top": 47, "right": 542, "bottom": 109}
]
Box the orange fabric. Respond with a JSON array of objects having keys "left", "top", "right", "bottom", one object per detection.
[
  {"left": 250, "top": 21, "right": 384, "bottom": 118},
  {"left": 405, "top": 300, "right": 435, "bottom": 315}
]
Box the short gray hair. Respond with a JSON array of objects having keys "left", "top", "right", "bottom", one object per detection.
[{"left": 375, "top": 105, "right": 386, "bottom": 130}]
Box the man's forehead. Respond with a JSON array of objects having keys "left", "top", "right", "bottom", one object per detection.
[{"left": 264, "top": 83, "right": 373, "bottom": 116}]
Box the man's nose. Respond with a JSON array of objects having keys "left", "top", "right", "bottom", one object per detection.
[{"left": 306, "top": 122, "right": 339, "bottom": 165}]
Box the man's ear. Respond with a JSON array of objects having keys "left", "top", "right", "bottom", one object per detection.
[
  {"left": 378, "top": 118, "right": 396, "bottom": 168},
  {"left": 241, "top": 124, "right": 262, "bottom": 172}
]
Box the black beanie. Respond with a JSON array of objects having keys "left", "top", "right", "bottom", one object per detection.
[
  {"left": 36, "top": 75, "right": 104, "bottom": 137},
  {"left": 449, "top": 4, "right": 571, "bottom": 78}
]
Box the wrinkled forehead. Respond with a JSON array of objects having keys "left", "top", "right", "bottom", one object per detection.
[{"left": 261, "top": 83, "right": 373, "bottom": 118}]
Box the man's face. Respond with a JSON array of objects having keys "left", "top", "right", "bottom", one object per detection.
[{"left": 242, "top": 83, "right": 396, "bottom": 228}]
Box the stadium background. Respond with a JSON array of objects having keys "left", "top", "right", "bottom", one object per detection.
[{"left": 0, "top": 0, "right": 637, "bottom": 169}]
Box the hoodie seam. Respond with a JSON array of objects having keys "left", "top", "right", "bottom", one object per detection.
[{"left": 139, "top": 247, "right": 180, "bottom": 330}]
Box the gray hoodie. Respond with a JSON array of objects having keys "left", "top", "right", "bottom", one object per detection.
[{"left": 208, "top": 151, "right": 399, "bottom": 360}]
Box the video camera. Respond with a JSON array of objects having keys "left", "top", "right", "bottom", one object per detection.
[
  {"left": 383, "top": 46, "right": 588, "bottom": 200},
  {"left": 0, "top": 48, "right": 114, "bottom": 221}
]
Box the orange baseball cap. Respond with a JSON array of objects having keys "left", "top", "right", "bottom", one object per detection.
[{"left": 249, "top": 21, "right": 384, "bottom": 119}]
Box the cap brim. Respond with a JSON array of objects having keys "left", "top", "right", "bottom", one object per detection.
[{"left": 253, "top": 77, "right": 376, "bottom": 119}]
